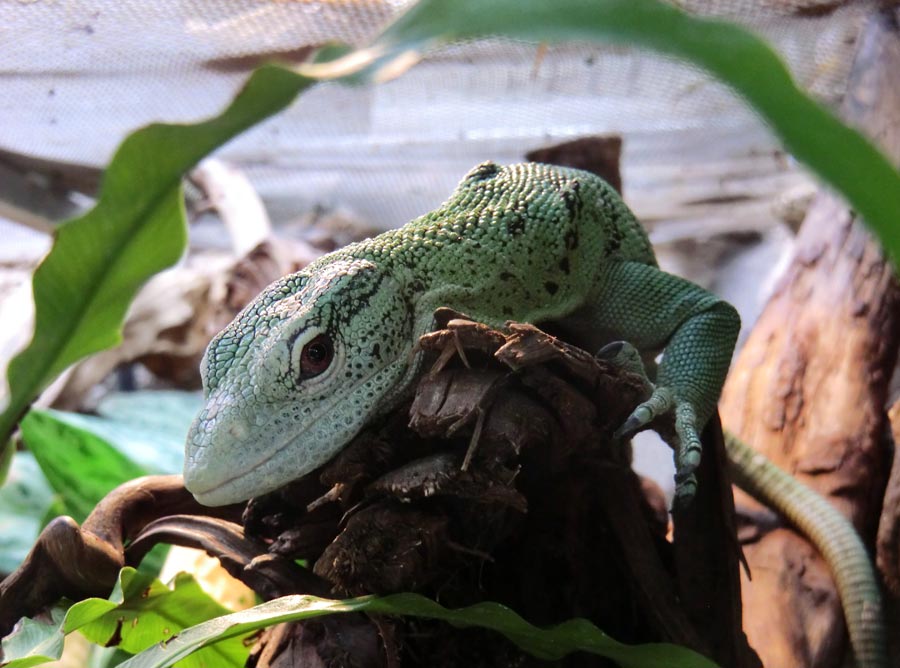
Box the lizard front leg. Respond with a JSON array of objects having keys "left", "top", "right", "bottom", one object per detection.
[{"left": 572, "top": 261, "right": 740, "bottom": 502}]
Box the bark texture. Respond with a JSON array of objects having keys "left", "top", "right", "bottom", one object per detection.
[{"left": 719, "top": 7, "right": 900, "bottom": 667}]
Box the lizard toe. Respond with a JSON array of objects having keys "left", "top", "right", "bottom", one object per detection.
[
  {"left": 614, "top": 386, "right": 675, "bottom": 441},
  {"left": 673, "top": 470, "right": 699, "bottom": 506},
  {"left": 672, "top": 402, "right": 703, "bottom": 505}
]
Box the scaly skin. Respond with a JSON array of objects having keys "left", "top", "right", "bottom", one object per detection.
[
  {"left": 185, "top": 161, "right": 738, "bottom": 506},
  {"left": 184, "top": 161, "right": 884, "bottom": 667}
]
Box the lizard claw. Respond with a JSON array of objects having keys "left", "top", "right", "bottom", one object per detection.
[
  {"left": 615, "top": 387, "right": 703, "bottom": 503},
  {"left": 612, "top": 386, "right": 675, "bottom": 441},
  {"left": 600, "top": 341, "right": 704, "bottom": 504}
]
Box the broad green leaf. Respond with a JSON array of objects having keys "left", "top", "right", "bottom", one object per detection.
[
  {"left": 1, "top": 604, "right": 68, "bottom": 668},
  {"left": 0, "top": 64, "right": 324, "bottom": 456},
  {"left": 0, "top": 452, "right": 55, "bottom": 573},
  {"left": 119, "top": 592, "right": 716, "bottom": 668},
  {"left": 19, "top": 410, "right": 147, "bottom": 523},
  {"left": 62, "top": 568, "right": 248, "bottom": 668},
  {"left": 45, "top": 391, "right": 203, "bottom": 476},
  {"left": 366, "top": 0, "right": 900, "bottom": 261}
]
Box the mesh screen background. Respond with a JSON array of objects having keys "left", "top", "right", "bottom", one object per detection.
[{"left": 0, "top": 1, "right": 873, "bottom": 233}]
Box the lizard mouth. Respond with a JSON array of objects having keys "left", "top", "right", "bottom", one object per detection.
[
  {"left": 188, "top": 466, "right": 274, "bottom": 506},
  {"left": 185, "top": 364, "right": 393, "bottom": 506},
  {"left": 185, "top": 417, "right": 316, "bottom": 506},
  {"left": 186, "top": 405, "right": 332, "bottom": 506}
]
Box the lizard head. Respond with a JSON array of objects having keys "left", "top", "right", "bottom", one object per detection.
[{"left": 184, "top": 258, "right": 413, "bottom": 506}]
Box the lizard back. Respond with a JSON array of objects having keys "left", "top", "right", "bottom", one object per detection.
[{"left": 314, "top": 161, "right": 658, "bottom": 328}]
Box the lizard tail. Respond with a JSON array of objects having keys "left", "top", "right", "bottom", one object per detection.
[{"left": 724, "top": 432, "right": 888, "bottom": 668}]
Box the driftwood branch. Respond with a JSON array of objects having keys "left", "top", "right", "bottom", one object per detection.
[{"left": 720, "top": 7, "right": 900, "bottom": 667}]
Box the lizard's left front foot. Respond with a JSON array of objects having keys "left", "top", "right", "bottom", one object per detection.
[{"left": 599, "top": 342, "right": 703, "bottom": 503}]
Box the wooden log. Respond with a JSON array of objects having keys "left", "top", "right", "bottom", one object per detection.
[{"left": 719, "top": 6, "right": 900, "bottom": 667}]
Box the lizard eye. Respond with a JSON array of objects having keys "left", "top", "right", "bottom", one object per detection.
[{"left": 299, "top": 334, "right": 334, "bottom": 380}]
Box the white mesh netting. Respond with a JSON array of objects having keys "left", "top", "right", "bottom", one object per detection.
[{"left": 0, "top": 1, "right": 873, "bottom": 234}]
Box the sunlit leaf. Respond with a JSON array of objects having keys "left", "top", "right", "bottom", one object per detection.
[{"left": 64, "top": 568, "right": 248, "bottom": 668}]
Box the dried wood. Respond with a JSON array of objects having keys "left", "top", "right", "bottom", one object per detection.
[{"left": 719, "top": 7, "right": 900, "bottom": 667}]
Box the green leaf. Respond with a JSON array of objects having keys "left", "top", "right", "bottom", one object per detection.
[
  {"left": 0, "top": 64, "right": 324, "bottom": 455},
  {"left": 1, "top": 604, "right": 69, "bottom": 668},
  {"left": 368, "top": 0, "right": 900, "bottom": 259},
  {"left": 117, "top": 593, "right": 716, "bottom": 668},
  {"left": 0, "top": 452, "right": 55, "bottom": 573},
  {"left": 45, "top": 391, "right": 203, "bottom": 476},
  {"left": 63, "top": 568, "right": 248, "bottom": 668},
  {"left": 19, "top": 410, "right": 147, "bottom": 523}
]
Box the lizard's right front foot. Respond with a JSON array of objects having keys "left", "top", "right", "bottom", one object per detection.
[{"left": 598, "top": 341, "right": 702, "bottom": 503}]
